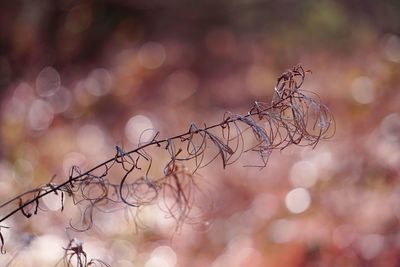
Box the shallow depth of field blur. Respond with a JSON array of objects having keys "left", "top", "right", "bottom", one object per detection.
[{"left": 1, "top": 0, "right": 400, "bottom": 266}]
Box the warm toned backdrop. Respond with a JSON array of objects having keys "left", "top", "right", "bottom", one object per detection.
[{"left": 0, "top": 1, "right": 400, "bottom": 266}]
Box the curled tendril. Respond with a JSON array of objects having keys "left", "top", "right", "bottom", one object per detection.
[
  {"left": 0, "top": 225, "right": 9, "bottom": 255},
  {"left": 0, "top": 65, "right": 335, "bottom": 259}
]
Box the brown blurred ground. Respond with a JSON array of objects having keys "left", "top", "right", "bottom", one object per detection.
[{"left": 1, "top": 0, "right": 400, "bottom": 266}]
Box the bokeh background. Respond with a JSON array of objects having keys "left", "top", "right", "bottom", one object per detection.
[{"left": 1, "top": 0, "right": 400, "bottom": 266}]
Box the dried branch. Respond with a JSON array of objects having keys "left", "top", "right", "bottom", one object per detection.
[{"left": 0, "top": 65, "right": 335, "bottom": 260}]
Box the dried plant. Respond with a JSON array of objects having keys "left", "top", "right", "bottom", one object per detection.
[
  {"left": 55, "top": 238, "right": 110, "bottom": 267},
  {"left": 0, "top": 65, "right": 334, "bottom": 265}
]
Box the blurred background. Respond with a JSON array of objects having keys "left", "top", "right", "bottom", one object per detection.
[{"left": 0, "top": 0, "right": 400, "bottom": 266}]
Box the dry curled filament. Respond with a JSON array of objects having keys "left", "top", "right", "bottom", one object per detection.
[
  {"left": 55, "top": 238, "right": 110, "bottom": 267},
  {"left": 0, "top": 65, "right": 335, "bottom": 257}
]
